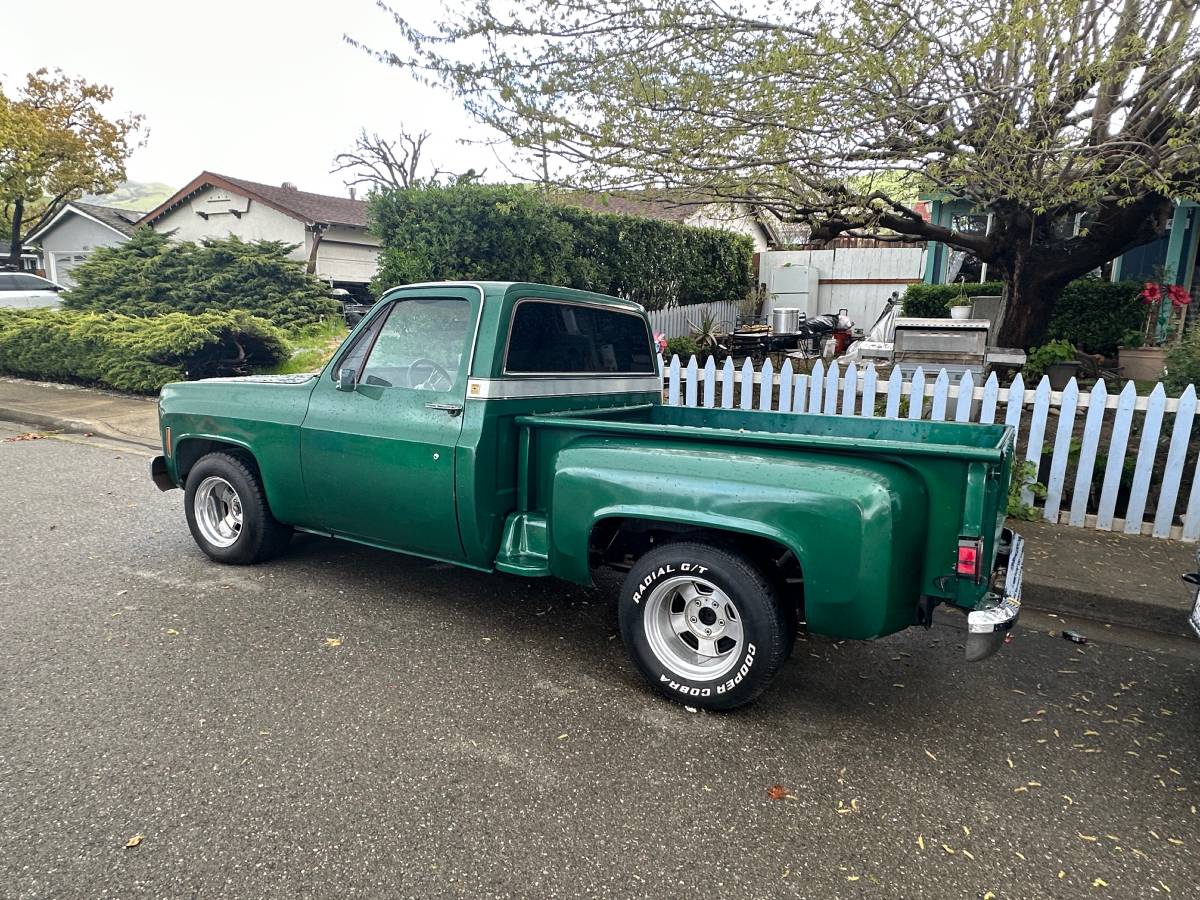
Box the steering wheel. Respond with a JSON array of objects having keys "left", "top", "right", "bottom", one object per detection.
[{"left": 409, "top": 357, "right": 453, "bottom": 392}]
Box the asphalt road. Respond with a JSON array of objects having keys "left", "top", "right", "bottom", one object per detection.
[{"left": 1, "top": 422, "right": 1198, "bottom": 900}]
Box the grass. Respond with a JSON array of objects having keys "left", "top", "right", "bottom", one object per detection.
[{"left": 267, "top": 318, "right": 349, "bottom": 376}]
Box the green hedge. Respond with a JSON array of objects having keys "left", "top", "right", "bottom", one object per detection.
[
  {"left": 370, "top": 185, "right": 754, "bottom": 310},
  {"left": 900, "top": 282, "right": 1004, "bottom": 318},
  {"left": 63, "top": 229, "right": 340, "bottom": 331},
  {"left": 1045, "top": 279, "right": 1143, "bottom": 356},
  {"left": 0, "top": 309, "right": 288, "bottom": 393}
]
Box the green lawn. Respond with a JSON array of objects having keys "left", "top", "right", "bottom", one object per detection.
[{"left": 267, "top": 319, "right": 348, "bottom": 375}]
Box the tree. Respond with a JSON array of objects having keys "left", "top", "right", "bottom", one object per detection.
[
  {"left": 358, "top": 0, "right": 1200, "bottom": 347},
  {"left": 0, "top": 69, "right": 142, "bottom": 269},
  {"left": 63, "top": 229, "right": 340, "bottom": 331},
  {"left": 330, "top": 126, "right": 485, "bottom": 193}
]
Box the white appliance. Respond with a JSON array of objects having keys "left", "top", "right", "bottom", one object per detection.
[{"left": 762, "top": 264, "right": 819, "bottom": 319}]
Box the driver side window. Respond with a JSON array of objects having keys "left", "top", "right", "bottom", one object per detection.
[{"left": 359, "top": 296, "right": 472, "bottom": 391}]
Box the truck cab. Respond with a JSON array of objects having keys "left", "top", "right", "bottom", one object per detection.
[{"left": 153, "top": 281, "right": 1022, "bottom": 709}]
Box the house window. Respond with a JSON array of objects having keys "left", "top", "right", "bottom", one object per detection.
[{"left": 505, "top": 300, "right": 655, "bottom": 374}]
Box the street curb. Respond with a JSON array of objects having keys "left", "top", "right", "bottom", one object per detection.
[
  {"left": 0, "top": 405, "right": 158, "bottom": 451},
  {"left": 1022, "top": 577, "right": 1191, "bottom": 637}
]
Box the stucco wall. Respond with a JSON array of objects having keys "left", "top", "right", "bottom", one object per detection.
[
  {"left": 153, "top": 188, "right": 379, "bottom": 284},
  {"left": 151, "top": 186, "right": 308, "bottom": 259},
  {"left": 685, "top": 204, "right": 769, "bottom": 253}
]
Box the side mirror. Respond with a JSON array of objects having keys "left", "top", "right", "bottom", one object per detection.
[{"left": 336, "top": 368, "right": 357, "bottom": 392}]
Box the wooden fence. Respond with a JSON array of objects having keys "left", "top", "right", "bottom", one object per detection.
[
  {"left": 646, "top": 300, "right": 742, "bottom": 339},
  {"left": 660, "top": 355, "right": 1200, "bottom": 542}
]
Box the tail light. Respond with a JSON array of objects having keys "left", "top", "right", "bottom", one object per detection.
[{"left": 957, "top": 537, "right": 983, "bottom": 583}]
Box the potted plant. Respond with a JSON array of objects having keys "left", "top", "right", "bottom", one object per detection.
[
  {"left": 946, "top": 290, "right": 973, "bottom": 320},
  {"left": 1024, "top": 340, "right": 1079, "bottom": 390},
  {"left": 1118, "top": 281, "right": 1191, "bottom": 380}
]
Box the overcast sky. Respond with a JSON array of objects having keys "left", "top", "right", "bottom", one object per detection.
[{"left": 1, "top": 0, "right": 508, "bottom": 197}]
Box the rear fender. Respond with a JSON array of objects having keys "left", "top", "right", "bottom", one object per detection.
[{"left": 544, "top": 441, "right": 928, "bottom": 640}]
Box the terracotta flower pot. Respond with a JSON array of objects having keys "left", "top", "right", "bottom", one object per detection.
[{"left": 1118, "top": 346, "right": 1166, "bottom": 381}]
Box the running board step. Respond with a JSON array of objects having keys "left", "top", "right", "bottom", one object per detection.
[{"left": 495, "top": 512, "right": 550, "bottom": 576}]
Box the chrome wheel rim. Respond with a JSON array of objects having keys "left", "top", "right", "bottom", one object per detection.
[
  {"left": 194, "top": 476, "right": 243, "bottom": 548},
  {"left": 643, "top": 575, "right": 743, "bottom": 680}
]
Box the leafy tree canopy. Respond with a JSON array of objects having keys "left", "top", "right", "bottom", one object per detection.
[
  {"left": 0, "top": 68, "right": 142, "bottom": 267},
  {"left": 359, "top": 0, "right": 1200, "bottom": 347}
]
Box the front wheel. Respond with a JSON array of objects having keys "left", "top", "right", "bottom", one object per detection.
[
  {"left": 184, "top": 452, "right": 291, "bottom": 565},
  {"left": 618, "top": 541, "right": 791, "bottom": 710}
]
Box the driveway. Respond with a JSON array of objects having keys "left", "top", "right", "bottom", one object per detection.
[{"left": 1, "top": 423, "right": 1197, "bottom": 898}]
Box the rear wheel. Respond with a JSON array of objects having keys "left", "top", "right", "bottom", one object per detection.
[
  {"left": 184, "top": 452, "right": 291, "bottom": 564},
  {"left": 618, "top": 541, "right": 791, "bottom": 710}
]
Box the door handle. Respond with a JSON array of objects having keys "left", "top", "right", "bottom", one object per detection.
[{"left": 425, "top": 402, "right": 464, "bottom": 417}]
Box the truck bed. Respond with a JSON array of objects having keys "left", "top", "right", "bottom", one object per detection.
[
  {"left": 521, "top": 403, "right": 1012, "bottom": 461},
  {"left": 501, "top": 403, "right": 1014, "bottom": 636}
]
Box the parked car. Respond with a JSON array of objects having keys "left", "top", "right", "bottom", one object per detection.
[
  {"left": 0, "top": 272, "right": 64, "bottom": 309},
  {"left": 151, "top": 281, "right": 1023, "bottom": 709}
]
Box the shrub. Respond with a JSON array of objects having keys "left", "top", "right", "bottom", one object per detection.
[
  {"left": 0, "top": 308, "right": 288, "bottom": 393},
  {"left": 1007, "top": 460, "right": 1047, "bottom": 521},
  {"left": 63, "top": 229, "right": 340, "bottom": 331},
  {"left": 369, "top": 184, "right": 754, "bottom": 310},
  {"left": 1165, "top": 327, "right": 1200, "bottom": 394},
  {"left": 1045, "top": 279, "right": 1143, "bottom": 356},
  {"left": 665, "top": 336, "right": 700, "bottom": 358},
  {"left": 1023, "top": 340, "right": 1077, "bottom": 380},
  {"left": 901, "top": 282, "right": 1003, "bottom": 318}
]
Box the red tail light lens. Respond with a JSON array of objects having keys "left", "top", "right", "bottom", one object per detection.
[{"left": 957, "top": 538, "right": 983, "bottom": 582}]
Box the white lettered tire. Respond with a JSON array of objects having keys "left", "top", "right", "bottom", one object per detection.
[{"left": 618, "top": 541, "right": 791, "bottom": 710}]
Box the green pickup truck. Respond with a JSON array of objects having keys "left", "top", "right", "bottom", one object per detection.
[{"left": 152, "top": 281, "right": 1023, "bottom": 709}]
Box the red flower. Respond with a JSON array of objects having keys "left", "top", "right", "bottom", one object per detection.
[
  {"left": 1168, "top": 284, "right": 1191, "bottom": 308},
  {"left": 1140, "top": 282, "right": 1162, "bottom": 304}
]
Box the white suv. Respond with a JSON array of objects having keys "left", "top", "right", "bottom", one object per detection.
[{"left": 0, "top": 272, "right": 65, "bottom": 309}]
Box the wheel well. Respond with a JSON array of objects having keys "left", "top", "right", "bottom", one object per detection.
[
  {"left": 175, "top": 438, "right": 261, "bottom": 484},
  {"left": 589, "top": 518, "right": 804, "bottom": 617}
]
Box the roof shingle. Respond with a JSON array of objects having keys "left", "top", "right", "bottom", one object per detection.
[{"left": 72, "top": 202, "right": 143, "bottom": 236}]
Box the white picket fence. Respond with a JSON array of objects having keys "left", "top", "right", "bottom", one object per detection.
[
  {"left": 660, "top": 355, "right": 1200, "bottom": 542},
  {"left": 647, "top": 300, "right": 741, "bottom": 339}
]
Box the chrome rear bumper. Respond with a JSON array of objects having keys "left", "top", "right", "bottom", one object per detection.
[{"left": 965, "top": 529, "right": 1022, "bottom": 661}]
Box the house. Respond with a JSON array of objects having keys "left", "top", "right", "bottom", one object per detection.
[
  {"left": 138, "top": 172, "right": 381, "bottom": 300},
  {"left": 919, "top": 196, "right": 1200, "bottom": 299},
  {"left": 24, "top": 202, "right": 142, "bottom": 287},
  {"left": 557, "top": 191, "right": 804, "bottom": 252},
  {"left": 0, "top": 240, "right": 41, "bottom": 274}
]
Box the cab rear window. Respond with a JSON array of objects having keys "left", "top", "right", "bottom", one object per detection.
[{"left": 505, "top": 300, "right": 655, "bottom": 374}]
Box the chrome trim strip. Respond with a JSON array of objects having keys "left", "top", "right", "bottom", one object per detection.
[{"left": 467, "top": 376, "right": 664, "bottom": 399}]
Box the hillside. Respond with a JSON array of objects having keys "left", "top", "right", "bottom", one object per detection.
[{"left": 82, "top": 180, "right": 175, "bottom": 212}]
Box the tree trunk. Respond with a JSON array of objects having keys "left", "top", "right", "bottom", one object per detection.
[
  {"left": 986, "top": 193, "right": 1172, "bottom": 348},
  {"left": 6, "top": 197, "right": 24, "bottom": 270},
  {"left": 995, "top": 264, "right": 1073, "bottom": 349}
]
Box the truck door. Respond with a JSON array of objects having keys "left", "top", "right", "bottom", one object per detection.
[{"left": 300, "top": 289, "right": 477, "bottom": 561}]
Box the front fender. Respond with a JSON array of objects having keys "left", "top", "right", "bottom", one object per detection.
[
  {"left": 545, "top": 439, "right": 929, "bottom": 640},
  {"left": 159, "top": 378, "right": 317, "bottom": 526}
]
